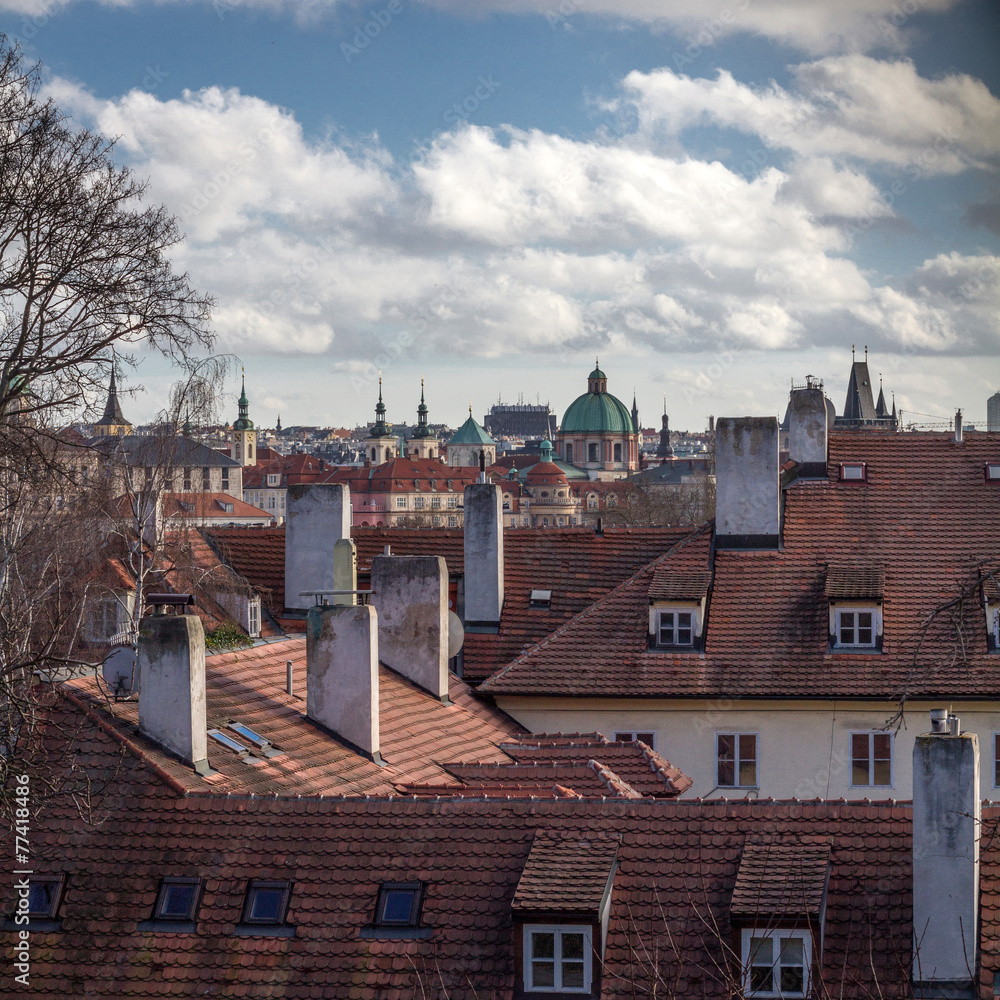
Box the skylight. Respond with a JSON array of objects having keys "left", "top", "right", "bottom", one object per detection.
[
  {"left": 208, "top": 729, "right": 249, "bottom": 755},
  {"left": 529, "top": 589, "right": 553, "bottom": 609},
  {"left": 227, "top": 722, "right": 282, "bottom": 757}
]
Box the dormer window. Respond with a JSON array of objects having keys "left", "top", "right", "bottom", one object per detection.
[
  {"left": 743, "top": 929, "right": 811, "bottom": 997},
  {"left": 657, "top": 610, "right": 693, "bottom": 646},
  {"left": 360, "top": 881, "right": 431, "bottom": 940},
  {"left": 524, "top": 925, "right": 592, "bottom": 992},
  {"left": 825, "top": 563, "right": 883, "bottom": 652}
]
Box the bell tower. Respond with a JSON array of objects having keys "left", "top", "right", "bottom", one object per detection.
[{"left": 231, "top": 371, "right": 257, "bottom": 467}]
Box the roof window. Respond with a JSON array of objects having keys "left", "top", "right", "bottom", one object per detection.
[
  {"left": 27, "top": 875, "right": 64, "bottom": 920},
  {"left": 234, "top": 880, "right": 294, "bottom": 937},
  {"left": 227, "top": 722, "right": 282, "bottom": 758},
  {"left": 986, "top": 462, "right": 1000, "bottom": 481},
  {"left": 529, "top": 589, "right": 553, "bottom": 609},
  {"left": 208, "top": 728, "right": 250, "bottom": 756},
  {"left": 153, "top": 877, "right": 202, "bottom": 922},
  {"left": 360, "top": 881, "right": 431, "bottom": 939},
  {"left": 839, "top": 462, "right": 866, "bottom": 481}
]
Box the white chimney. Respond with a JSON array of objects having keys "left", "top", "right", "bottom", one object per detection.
[
  {"left": 306, "top": 603, "right": 381, "bottom": 762},
  {"left": 332, "top": 537, "right": 357, "bottom": 606},
  {"left": 463, "top": 482, "right": 504, "bottom": 629},
  {"left": 284, "top": 483, "right": 350, "bottom": 613},
  {"left": 954, "top": 409, "right": 963, "bottom": 444},
  {"left": 137, "top": 612, "right": 209, "bottom": 774},
  {"left": 787, "top": 384, "right": 829, "bottom": 476},
  {"left": 911, "top": 711, "right": 980, "bottom": 994},
  {"left": 370, "top": 554, "right": 449, "bottom": 700},
  {"left": 714, "top": 416, "right": 780, "bottom": 549}
]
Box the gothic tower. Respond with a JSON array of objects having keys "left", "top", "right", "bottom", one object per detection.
[{"left": 93, "top": 364, "right": 132, "bottom": 437}]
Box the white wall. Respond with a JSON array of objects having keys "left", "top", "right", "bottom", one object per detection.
[{"left": 494, "top": 696, "right": 1000, "bottom": 801}]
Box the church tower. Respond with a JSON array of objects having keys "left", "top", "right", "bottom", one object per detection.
[
  {"left": 656, "top": 398, "right": 674, "bottom": 460},
  {"left": 364, "top": 377, "right": 397, "bottom": 465},
  {"left": 409, "top": 379, "right": 440, "bottom": 459},
  {"left": 93, "top": 365, "right": 132, "bottom": 437},
  {"left": 231, "top": 372, "right": 257, "bottom": 467}
]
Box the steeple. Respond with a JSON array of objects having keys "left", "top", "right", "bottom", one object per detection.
[
  {"left": 276, "top": 413, "right": 282, "bottom": 433},
  {"left": 631, "top": 391, "right": 639, "bottom": 435},
  {"left": 231, "top": 369, "right": 257, "bottom": 467},
  {"left": 371, "top": 376, "right": 391, "bottom": 439},
  {"left": 94, "top": 359, "right": 131, "bottom": 437},
  {"left": 413, "top": 378, "right": 431, "bottom": 438},
  {"left": 657, "top": 396, "right": 673, "bottom": 459},
  {"left": 875, "top": 374, "right": 888, "bottom": 419}
]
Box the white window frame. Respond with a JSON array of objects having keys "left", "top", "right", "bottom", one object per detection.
[
  {"left": 717, "top": 732, "right": 758, "bottom": 788},
  {"left": 987, "top": 602, "right": 999, "bottom": 649},
  {"left": 741, "top": 927, "right": 812, "bottom": 998},
  {"left": 656, "top": 609, "right": 694, "bottom": 647},
  {"left": 830, "top": 603, "right": 880, "bottom": 649},
  {"left": 522, "top": 924, "right": 592, "bottom": 993},
  {"left": 413, "top": 497, "right": 424, "bottom": 510},
  {"left": 395, "top": 496, "right": 406, "bottom": 508},
  {"left": 993, "top": 732, "right": 1000, "bottom": 789},
  {"left": 247, "top": 599, "right": 261, "bottom": 639},
  {"left": 849, "top": 730, "right": 893, "bottom": 788}
]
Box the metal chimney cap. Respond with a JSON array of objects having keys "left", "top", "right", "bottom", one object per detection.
[{"left": 929, "top": 708, "right": 948, "bottom": 733}]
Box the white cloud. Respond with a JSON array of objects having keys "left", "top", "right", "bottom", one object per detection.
[{"left": 622, "top": 57, "right": 1000, "bottom": 174}]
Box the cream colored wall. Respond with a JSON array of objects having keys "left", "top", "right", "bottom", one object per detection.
[{"left": 495, "top": 696, "right": 1000, "bottom": 801}]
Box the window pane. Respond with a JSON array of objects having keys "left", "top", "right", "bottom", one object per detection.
[
  {"left": 636, "top": 732, "right": 655, "bottom": 746},
  {"left": 28, "top": 882, "right": 54, "bottom": 915},
  {"left": 739, "top": 759, "right": 757, "bottom": 786},
  {"left": 532, "top": 961, "right": 555, "bottom": 987},
  {"left": 873, "top": 758, "right": 892, "bottom": 786},
  {"left": 749, "top": 936, "right": 773, "bottom": 963},
  {"left": 839, "top": 611, "right": 854, "bottom": 644},
  {"left": 562, "top": 961, "right": 585, "bottom": 988},
  {"left": 531, "top": 932, "right": 555, "bottom": 959},
  {"left": 873, "top": 733, "right": 891, "bottom": 759},
  {"left": 853, "top": 760, "right": 871, "bottom": 785},
  {"left": 780, "top": 966, "right": 804, "bottom": 993},
  {"left": 780, "top": 937, "right": 803, "bottom": 963},
  {"left": 678, "top": 612, "right": 692, "bottom": 628},
  {"left": 381, "top": 889, "right": 415, "bottom": 924},
  {"left": 852, "top": 733, "right": 869, "bottom": 758},
  {"left": 718, "top": 760, "right": 735, "bottom": 786},
  {"left": 161, "top": 884, "right": 195, "bottom": 918},
  {"left": 858, "top": 612, "right": 872, "bottom": 629},
  {"left": 739, "top": 734, "right": 756, "bottom": 760},
  {"left": 718, "top": 734, "right": 735, "bottom": 759},
  {"left": 249, "top": 887, "right": 283, "bottom": 921},
  {"left": 562, "top": 932, "right": 584, "bottom": 959}
]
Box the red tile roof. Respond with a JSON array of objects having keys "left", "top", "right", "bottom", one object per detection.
[
  {"left": 163, "top": 492, "right": 270, "bottom": 521},
  {"left": 64, "top": 636, "right": 523, "bottom": 797},
  {"left": 484, "top": 433, "right": 1000, "bottom": 699},
  {"left": 512, "top": 834, "right": 620, "bottom": 915},
  {"left": 205, "top": 524, "right": 694, "bottom": 682},
  {"left": 730, "top": 842, "right": 831, "bottom": 917},
  {"left": 824, "top": 561, "right": 885, "bottom": 599},
  {"left": 9, "top": 748, "right": 1000, "bottom": 1000}
]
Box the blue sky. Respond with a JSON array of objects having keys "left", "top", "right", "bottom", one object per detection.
[{"left": 3, "top": 0, "right": 999, "bottom": 431}]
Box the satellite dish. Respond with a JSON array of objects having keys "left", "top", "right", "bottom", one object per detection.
[
  {"left": 447, "top": 611, "right": 465, "bottom": 659},
  {"left": 102, "top": 646, "right": 137, "bottom": 695}
]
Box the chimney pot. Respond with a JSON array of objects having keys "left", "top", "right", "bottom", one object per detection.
[
  {"left": 929, "top": 708, "right": 948, "bottom": 733},
  {"left": 954, "top": 409, "right": 963, "bottom": 443},
  {"left": 714, "top": 416, "right": 780, "bottom": 549}
]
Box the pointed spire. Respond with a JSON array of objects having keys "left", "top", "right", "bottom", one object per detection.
[
  {"left": 370, "top": 374, "right": 390, "bottom": 438},
  {"left": 233, "top": 367, "right": 254, "bottom": 430},
  {"left": 413, "top": 377, "right": 432, "bottom": 438},
  {"left": 97, "top": 355, "right": 130, "bottom": 430}
]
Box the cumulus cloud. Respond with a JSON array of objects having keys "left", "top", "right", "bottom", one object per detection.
[
  {"left": 42, "top": 75, "right": 999, "bottom": 366},
  {"left": 622, "top": 56, "right": 1000, "bottom": 174}
]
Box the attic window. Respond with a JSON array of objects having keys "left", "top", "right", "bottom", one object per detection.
[
  {"left": 153, "top": 877, "right": 202, "bottom": 922},
  {"left": 242, "top": 880, "right": 291, "bottom": 925},
  {"left": 208, "top": 728, "right": 250, "bottom": 756},
  {"left": 529, "top": 589, "right": 553, "bottom": 609},
  {"left": 27, "top": 876, "right": 64, "bottom": 919},
  {"left": 986, "top": 463, "right": 1000, "bottom": 481},
  {"left": 375, "top": 882, "right": 424, "bottom": 927},
  {"left": 228, "top": 722, "right": 281, "bottom": 757},
  {"left": 839, "top": 462, "right": 866, "bottom": 481}
]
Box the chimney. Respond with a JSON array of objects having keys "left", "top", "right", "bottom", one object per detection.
[
  {"left": 284, "top": 483, "right": 350, "bottom": 614},
  {"left": 306, "top": 603, "right": 381, "bottom": 762},
  {"left": 332, "top": 537, "right": 357, "bottom": 606},
  {"left": 137, "top": 611, "right": 210, "bottom": 775},
  {"left": 714, "top": 417, "right": 780, "bottom": 549},
  {"left": 954, "top": 409, "right": 963, "bottom": 444},
  {"left": 463, "top": 483, "right": 504, "bottom": 630},
  {"left": 787, "top": 385, "right": 829, "bottom": 477},
  {"left": 911, "top": 710, "right": 980, "bottom": 996},
  {"left": 370, "top": 554, "right": 449, "bottom": 700}
]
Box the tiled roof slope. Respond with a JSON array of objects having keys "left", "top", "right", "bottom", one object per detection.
[
  {"left": 483, "top": 433, "right": 1000, "bottom": 699},
  {"left": 497, "top": 733, "right": 693, "bottom": 797},
  {"left": 512, "top": 834, "right": 619, "bottom": 915},
  {"left": 730, "top": 842, "right": 831, "bottom": 917},
  {"left": 64, "top": 637, "right": 523, "bottom": 797},
  {"left": 429, "top": 761, "right": 645, "bottom": 799},
  {"left": 205, "top": 525, "right": 693, "bottom": 682},
  {"left": 9, "top": 762, "right": 1000, "bottom": 999}
]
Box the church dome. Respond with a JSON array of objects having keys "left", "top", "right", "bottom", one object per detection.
[{"left": 560, "top": 365, "right": 635, "bottom": 435}]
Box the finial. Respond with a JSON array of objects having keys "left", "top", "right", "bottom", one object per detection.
[
  {"left": 879, "top": 372, "right": 883, "bottom": 386},
  {"left": 469, "top": 402, "right": 473, "bottom": 417},
  {"left": 865, "top": 344, "right": 868, "bottom": 360},
  {"left": 852, "top": 344, "right": 855, "bottom": 361}
]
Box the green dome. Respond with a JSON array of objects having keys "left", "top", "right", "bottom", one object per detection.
[
  {"left": 588, "top": 365, "right": 606, "bottom": 380},
  {"left": 560, "top": 390, "right": 635, "bottom": 434},
  {"left": 448, "top": 412, "right": 495, "bottom": 446}
]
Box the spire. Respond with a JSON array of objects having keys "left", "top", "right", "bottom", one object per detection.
[
  {"left": 233, "top": 368, "right": 254, "bottom": 431},
  {"left": 413, "top": 377, "right": 432, "bottom": 438},
  {"left": 98, "top": 359, "right": 129, "bottom": 429},
  {"left": 370, "top": 375, "right": 390, "bottom": 438},
  {"left": 631, "top": 390, "right": 639, "bottom": 435},
  {"left": 182, "top": 407, "right": 192, "bottom": 437},
  {"left": 875, "top": 374, "right": 888, "bottom": 419},
  {"left": 276, "top": 413, "right": 282, "bottom": 433}
]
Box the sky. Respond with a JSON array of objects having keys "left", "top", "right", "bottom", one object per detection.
[{"left": 2, "top": 0, "right": 999, "bottom": 432}]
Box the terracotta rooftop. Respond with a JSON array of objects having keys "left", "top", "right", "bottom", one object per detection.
[
  {"left": 64, "top": 636, "right": 523, "bottom": 797},
  {"left": 204, "top": 524, "right": 694, "bottom": 683},
  {"left": 730, "top": 842, "right": 831, "bottom": 917},
  {"left": 511, "top": 834, "right": 620, "bottom": 916},
  {"left": 483, "top": 433, "right": 1000, "bottom": 699},
  {"left": 9, "top": 746, "right": 1000, "bottom": 999},
  {"left": 824, "top": 561, "right": 885, "bottom": 599},
  {"left": 162, "top": 492, "right": 270, "bottom": 521}
]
